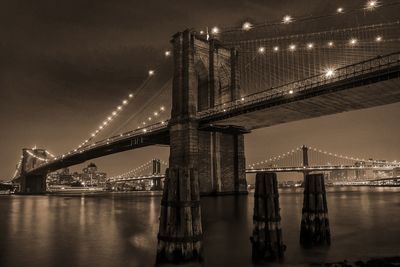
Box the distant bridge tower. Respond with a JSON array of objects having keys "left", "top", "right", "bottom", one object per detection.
[
  {"left": 151, "top": 159, "right": 162, "bottom": 190},
  {"left": 152, "top": 158, "right": 161, "bottom": 175},
  {"left": 302, "top": 145, "right": 309, "bottom": 167},
  {"left": 17, "top": 148, "right": 49, "bottom": 193},
  {"left": 302, "top": 145, "right": 309, "bottom": 178}
]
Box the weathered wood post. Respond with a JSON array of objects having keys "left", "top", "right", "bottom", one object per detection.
[
  {"left": 250, "top": 172, "right": 285, "bottom": 262},
  {"left": 300, "top": 173, "right": 331, "bottom": 246},
  {"left": 156, "top": 30, "right": 203, "bottom": 263}
]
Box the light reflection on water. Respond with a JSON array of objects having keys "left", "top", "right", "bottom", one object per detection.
[{"left": 0, "top": 187, "right": 399, "bottom": 267}]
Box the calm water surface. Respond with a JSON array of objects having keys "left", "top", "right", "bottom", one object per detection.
[{"left": 0, "top": 187, "right": 399, "bottom": 267}]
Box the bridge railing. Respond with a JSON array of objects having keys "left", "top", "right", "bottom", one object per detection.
[{"left": 198, "top": 51, "right": 400, "bottom": 119}]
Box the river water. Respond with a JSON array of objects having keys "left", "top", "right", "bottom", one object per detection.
[{"left": 0, "top": 187, "right": 399, "bottom": 267}]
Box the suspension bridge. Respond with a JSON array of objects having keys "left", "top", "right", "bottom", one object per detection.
[
  {"left": 104, "top": 145, "right": 400, "bottom": 186},
  {"left": 11, "top": 10, "right": 400, "bottom": 193},
  {"left": 7, "top": 1, "right": 400, "bottom": 262}
]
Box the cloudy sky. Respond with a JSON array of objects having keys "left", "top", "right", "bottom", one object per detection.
[{"left": 1, "top": 0, "right": 399, "bottom": 180}]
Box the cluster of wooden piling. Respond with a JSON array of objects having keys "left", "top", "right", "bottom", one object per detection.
[
  {"left": 156, "top": 167, "right": 203, "bottom": 263},
  {"left": 300, "top": 173, "right": 331, "bottom": 246},
  {"left": 156, "top": 168, "right": 331, "bottom": 263},
  {"left": 250, "top": 172, "right": 285, "bottom": 262}
]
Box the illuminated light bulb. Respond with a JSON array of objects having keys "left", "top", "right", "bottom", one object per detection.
[
  {"left": 154, "top": 112, "right": 158, "bottom": 116},
  {"left": 91, "top": 133, "right": 96, "bottom": 137},
  {"left": 143, "top": 129, "right": 147, "bottom": 133},
  {"left": 95, "top": 130, "right": 99, "bottom": 133},
  {"left": 161, "top": 121, "right": 165, "bottom": 124},
  {"left": 349, "top": 38, "right": 358, "bottom": 46},
  {"left": 99, "top": 126, "right": 103, "bottom": 129},
  {"left": 324, "top": 68, "right": 336, "bottom": 78},
  {"left": 241, "top": 97, "right": 245, "bottom": 101},
  {"left": 148, "top": 70, "right": 155, "bottom": 76},
  {"left": 165, "top": 50, "right": 171, "bottom": 57},
  {"left": 129, "top": 93, "right": 133, "bottom": 98},
  {"left": 258, "top": 46, "right": 266, "bottom": 53},
  {"left": 282, "top": 15, "right": 293, "bottom": 24},
  {"left": 337, "top": 7, "right": 344, "bottom": 13},
  {"left": 328, "top": 41, "right": 334, "bottom": 47},
  {"left": 108, "top": 117, "right": 112, "bottom": 121},
  {"left": 289, "top": 44, "right": 296, "bottom": 51},
  {"left": 160, "top": 106, "right": 165, "bottom": 111},
  {"left": 148, "top": 117, "right": 152, "bottom": 121},
  {"left": 242, "top": 22, "right": 252, "bottom": 31},
  {"left": 273, "top": 46, "right": 279, "bottom": 52},
  {"left": 375, "top": 36, "right": 382, "bottom": 42},
  {"left": 307, "top": 43, "right": 314, "bottom": 49},
  {"left": 211, "top": 26, "right": 219, "bottom": 34},
  {"left": 112, "top": 111, "right": 117, "bottom": 116},
  {"left": 122, "top": 100, "right": 128, "bottom": 105},
  {"left": 199, "top": 30, "right": 205, "bottom": 35},
  {"left": 117, "top": 106, "right": 122, "bottom": 110},
  {"left": 142, "top": 122, "right": 146, "bottom": 125},
  {"left": 103, "top": 121, "right": 107, "bottom": 125},
  {"left": 366, "top": 0, "right": 378, "bottom": 10},
  {"left": 289, "top": 90, "right": 294, "bottom": 94}
]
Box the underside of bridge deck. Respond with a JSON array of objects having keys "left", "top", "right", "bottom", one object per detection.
[{"left": 202, "top": 67, "right": 400, "bottom": 130}]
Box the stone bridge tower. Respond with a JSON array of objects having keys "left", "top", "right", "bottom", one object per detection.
[
  {"left": 157, "top": 29, "right": 247, "bottom": 263},
  {"left": 18, "top": 148, "right": 49, "bottom": 193},
  {"left": 169, "top": 29, "right": 247, "bottom": 196}
]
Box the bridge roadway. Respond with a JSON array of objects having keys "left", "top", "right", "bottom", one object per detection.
[{"left": 23, "top": 52, "right": 400, "bottom": 177}]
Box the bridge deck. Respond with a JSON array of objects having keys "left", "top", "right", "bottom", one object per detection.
[
  {"left": 199, "top": 55, "right": 400, "bottom": 130},
  {"left": 19, "top": 53, "right": 400, "bottom": 178},
  {"left": 28, "top": 126, "right": 169, "bottom": 175}
]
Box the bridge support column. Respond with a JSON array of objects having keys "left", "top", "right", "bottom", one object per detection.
[
  {"left": 157, "top": 122, "right": 203, "bottom": 263},
  {"left": 157, "top": 30, "right": 202, "bottom": 263},
  {"left": 19, "top": 174, "right": 47, "bottom": 194},
  {"left": 198, "top": 131, "right": 247, "bottom": 195},
  {"left": 250, "top": 172, "right": 285, "bottom": 262},
  {"left": 300, "top": 173, "right": 331, "bottom": 247}
]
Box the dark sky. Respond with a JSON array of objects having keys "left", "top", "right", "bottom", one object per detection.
[{"left": 1, "top": 0, "right": 400, "bottom": 179}]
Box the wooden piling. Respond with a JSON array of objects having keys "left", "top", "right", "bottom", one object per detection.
[
  {"left": 156, "top": 167, "right": 203, "bottom": 263},
  {"left": 300, "top": 173, "right": 331, "bottom": 247},
  {"left": 250, "top": 172, "right": 285, "bottom": 262}
]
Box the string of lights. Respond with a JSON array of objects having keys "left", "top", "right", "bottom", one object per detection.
[
  {"left": 12, "top": 156, "right": 23, "bottom": 179},
  {"left": 71, "top": 51, "right": 172, "bottom": 154},
  {"left": 45, "top": 150, "right": 56, "bottom": 159},
  {"left": 73, "top": 91, "right": 136, "bottom": 152},
  {"left": 251, "top": 35, "right": 389, "bottom": 55},
  {"left": 205, "top": 0, "right": 397, "bottom": 35},
  {"left": 249, "top": 145, "right": 399, "bottom": 169},
  {"left": 108, "top": 160, "right": 154, "bottom": 180},
  {"left": 308, "top": 146, "right": 399, "bottom": 165},
  {"left": 26, "top": 150, "right": 48, "bottom": 162},
  {"left": 249, "top": 146, "right": 303, "bottom": 168}
]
